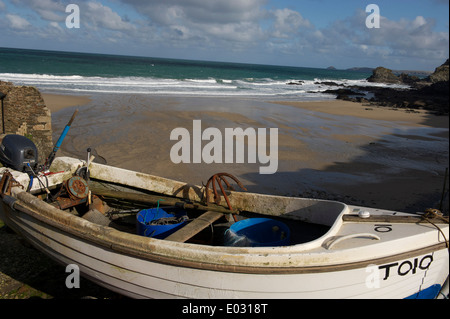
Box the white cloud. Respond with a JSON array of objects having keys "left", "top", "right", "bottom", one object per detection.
[
  {"left": 7, "top": 0, "right": 136, "bottom": 32},
  {"left": 49, "top": 21, "right": 63, "bottom": 32},
  {"left": 84, "top": 1, "right": 136, "bottom": 31},
  {"left": 357, "top": 14, "right": 448, "bottom": 61},
  {"left": 1, "top": 0, "right": 448, "bottom": 69},
  {"left": 205, "top": 21, "right": 263, "bottom": 43},
  {"left": 6, "top": 13, "right": 31, "bottom": 29},
  {"left": 271, "top": 8, "right": 311, "bottom": 38},
  {"left": 182, "top": 0, "right": 266, "bottom": 24},
  {"left": 294, "top": 9, "right": 449, "bottom": 68},
  {"left": 33, "top": 0, "right": 66, "bottom": 21},
  {"left": 120, "top": 0, "right": 266, "bottom": 45},
  {"left": 11, "top": 0, "right": 66, "bottom": 22},
  {"left": 122, "top": 0, "right": 266, "bottom": 25}
]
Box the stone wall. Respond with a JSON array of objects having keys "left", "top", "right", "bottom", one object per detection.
[{"left": 0, "top": 81, "right": 53, "bottom": 165}]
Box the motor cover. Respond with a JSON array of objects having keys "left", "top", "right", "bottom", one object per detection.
[{"left": 0, "top": 134, "right": 39, "bottom": 172}]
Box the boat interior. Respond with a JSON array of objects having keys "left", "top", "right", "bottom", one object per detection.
[
  {"left": 60, "top": 178, "right": 333, "bottom": 247},
  {"left": 1, "top": 159, "right": 342, "bottom": 248}
]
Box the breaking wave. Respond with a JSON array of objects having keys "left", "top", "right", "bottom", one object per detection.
[{"left": 0, "top": 72, "right": 409, "bottom": 100}]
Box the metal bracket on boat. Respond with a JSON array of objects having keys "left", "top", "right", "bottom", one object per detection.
[
  {"left": 204, "top": 173, "right": 247, "bottom": 211},
  {"left": 75, "top": 147, "right": 95, "bottom": 182},
  {"left": 0, "top": 170, "right": 24, "bottom": 196}
]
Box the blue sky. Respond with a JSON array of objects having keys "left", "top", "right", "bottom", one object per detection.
[{"left": 0, "top": 0, "right": 448, "bottom": 70}]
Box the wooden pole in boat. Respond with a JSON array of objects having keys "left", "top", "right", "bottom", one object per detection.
[{"left": 90, "top": 187, "right": 238, "bottom": 215}]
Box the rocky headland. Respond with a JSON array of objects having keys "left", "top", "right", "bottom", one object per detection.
[{"left": 322, "top": 59, "right": 449, "bottom": 115}]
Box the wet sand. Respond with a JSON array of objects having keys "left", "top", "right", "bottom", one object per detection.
[
  {"left": 48, "top": 93, "right": 449, "bottom": 214},
  {"left": 272, "top": 100, "right": 446, "bottom": 125},
  {"left": 42, "top": 93, "right": 92, "bottom": 113}
]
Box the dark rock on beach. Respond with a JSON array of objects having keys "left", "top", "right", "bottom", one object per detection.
[
  {"left": 398, "top": 73, "right": 420, "bottom": 85},
  {"left": 315, "top": 81, "right": 343, "bottom": 87},
  {"left": 428, "top": 58, "right": 449, "bottom": 83},
  {"left": 286, "top": 80, "right": 304, "bottom": 85},
  {"left": 324, "top": 59, "right": 449, "bottom": 115},
  {"left": 367, "top": 66, "right": 403, "bottom": 84}
]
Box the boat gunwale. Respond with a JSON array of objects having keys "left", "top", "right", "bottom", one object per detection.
[{"left": 4, "top": 190, "right": 448, "bottom": 275}]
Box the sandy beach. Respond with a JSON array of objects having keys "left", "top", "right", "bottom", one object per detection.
[{"left": 46, "top": 93, "right": 449, "bottom": 214}]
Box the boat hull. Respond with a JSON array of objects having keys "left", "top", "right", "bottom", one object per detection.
[
  {"left": 1, "top": 199, "right": 448, "bottom": 299},
  {"left": 1, "top": 157, "right": 448, "bottom": 299}
]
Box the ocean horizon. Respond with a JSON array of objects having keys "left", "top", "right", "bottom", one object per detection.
[{"left": 0, "top": 47, "right": 407, "bottom": 100}]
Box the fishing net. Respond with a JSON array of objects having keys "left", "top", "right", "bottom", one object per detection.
[{"left": 148, "top": 215, "right": 189, "bottom": 226}]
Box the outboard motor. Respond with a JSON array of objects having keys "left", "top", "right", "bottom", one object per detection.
[{"left": 0, "top": 134, "right": 39, "bottom": 172}]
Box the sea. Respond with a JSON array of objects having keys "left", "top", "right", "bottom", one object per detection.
[{"left": 0, "top": 47, "right": 405, "bottom": 100}]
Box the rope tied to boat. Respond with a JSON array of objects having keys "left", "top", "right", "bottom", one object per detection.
[
  {"left": 423, "top": 208, "right": 448, "bottom": 223},
  {"left": 422, "top": 208, "right": 449, "bottom": 252}
]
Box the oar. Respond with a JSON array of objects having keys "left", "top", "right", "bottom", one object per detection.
[
  {"left": 90, "top": 187, "right": 238, "bottom": 215},
  {"left": 44, "top": 109, "right": 78, "bottom": 171}
]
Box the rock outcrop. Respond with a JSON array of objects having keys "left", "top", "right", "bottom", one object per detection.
[
  {"left": 428, "top": 58, "right": 449, "bottom": 83},
  {"left": 367, "top": 66, "right": 402, "bottom": 84},
  {"left": 367, "top": 59, "right": 449, "bottom": 86},
  {"left": 398, "top": 73, "right": 420, "bottom": 85},
  {"left": 324, "top": 59, "right": 450, "bottom": 115}
]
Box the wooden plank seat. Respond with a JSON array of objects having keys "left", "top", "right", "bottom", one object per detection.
[{"left": 165, "top": 211, "right": 224, "bottom": 243}]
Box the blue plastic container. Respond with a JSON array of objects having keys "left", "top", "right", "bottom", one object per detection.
[
  {"left": 224, "top": 218, "right": 290, "bottom": 247},
  {"left": 136, "top": 208, "right": 187, "bottom": 239}
]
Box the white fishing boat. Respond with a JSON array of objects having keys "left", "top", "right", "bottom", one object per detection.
[{"left": 0, "top": 135, "right": 448, "bottom": 299}]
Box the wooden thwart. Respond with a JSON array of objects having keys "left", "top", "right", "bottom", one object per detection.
[{"left": 165, "top": 211, "right": 224, "bottom": 243}]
